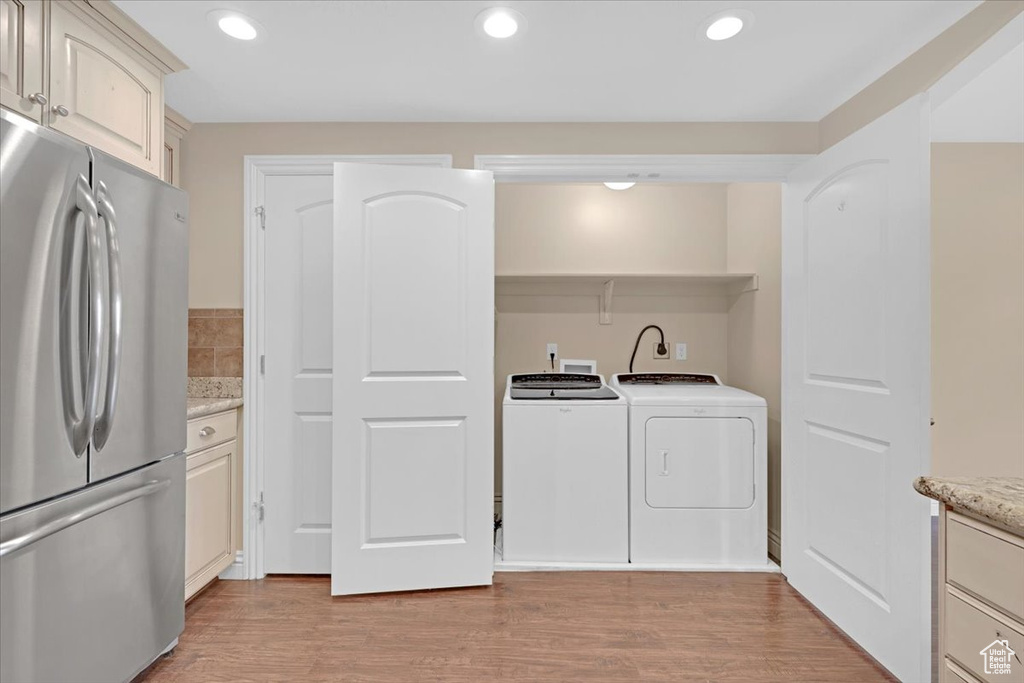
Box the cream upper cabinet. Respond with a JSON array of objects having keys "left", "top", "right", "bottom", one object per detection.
[
  {"left": 163, "top": 106, "right": 191, "bottom": 187},
  {"left": 48, "top": 1, "right": 164, "bottom": 175},
  {"left": 2, "top": 1, "right": 186, "bottom": 176},
  {"left": 0, "top": 0, "right": 45, "bottom": 120}
]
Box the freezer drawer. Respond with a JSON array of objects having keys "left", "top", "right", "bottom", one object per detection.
[{"left": 0, "top": 453, "right": 184, "bottom": 683}]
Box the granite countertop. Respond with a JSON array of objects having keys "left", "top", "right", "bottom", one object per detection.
[
  {"left": 187, "top": 397, "right": 243, "bottom": 420},
  {"left": 914, "top": 476, "right": 1024, "bottom": 534}
]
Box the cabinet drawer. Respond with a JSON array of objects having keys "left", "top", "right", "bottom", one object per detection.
[
  {"left": 185, "top": 441, "right": 235, "bottom": 599},
  {"left": 948, "top": 514, "right": 1024, "bottom": 621},
  {"left": 946, "top": 589, "right": 1024, "bottom": 683},
  {"left": 944, "top": 659, "right": 981, "bottom": 683},
  {"left": 186, "top": 410, "right": 237, "bottom": 454},
  {"left": 942, "top": 663, "right": 983, "bottom": 683}
]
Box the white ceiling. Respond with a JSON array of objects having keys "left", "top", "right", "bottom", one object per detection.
[
  {"left": 113, "top": 0, "right": 981, "bottom": 123},
  {"left": 933, "top": 42, "right": 1024, "bottom": 142}
]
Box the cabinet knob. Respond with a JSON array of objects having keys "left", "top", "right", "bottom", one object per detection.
[
  {"left": 28, "top": 93, "right": 48, "bottom": 106},
  {"left": 199, "top": 426, "right": 216, "bottom": 437},
  {"left": 51, "top": 105, "right": 70, "bottom": 117}
]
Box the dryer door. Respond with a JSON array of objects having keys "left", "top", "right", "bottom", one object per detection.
[{"left": 645, "top": 417, "right": 754, "bottom": 509}]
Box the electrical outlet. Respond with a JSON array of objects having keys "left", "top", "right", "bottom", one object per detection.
[
  {"left": 675, "top": 342, "right": 688, "bottom": 361},
  {"left": 546, "top": 343, "right": 558, "bottom": 360},
  {"left": 653, "top": 342, "right": 669, "bottom": 360}
]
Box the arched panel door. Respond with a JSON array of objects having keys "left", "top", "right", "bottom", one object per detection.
[
  {"left": 332, "top": 163, "right": 494, "bottom": 595},
  {"left": 783, "top": 95, "right": 932, "bottom": 682}
]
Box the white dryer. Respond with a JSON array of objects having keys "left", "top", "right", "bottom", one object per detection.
[
  {"left": 502, "top": 373, "right": 628, "bottom": 563},
  {"left": 610, "top": 373, "right": 769, "bottom": 568}
]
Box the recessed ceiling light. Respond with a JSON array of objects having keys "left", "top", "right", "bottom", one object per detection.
[
  {"left": 219, "top": 15, "right": 257, "bottom": 40},
  {"left": 207, "top": 10, "right": 264, "bottom": 41},
  {"left": 700, "top": 10, "right": 754, "bottom": 42},
  {"left": 604, "top": 182, "right": 636, "bottom": 191},
  {"left": 476, "top": 7, "right": 527, "bottom": 39}
]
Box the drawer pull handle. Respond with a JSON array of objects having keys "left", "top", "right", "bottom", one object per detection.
[
  {"left": 199, "top": 426, "right": 216, "bottom": 437},
  {"left": 997, "top": 632, "right": 1023, "bottom": 664}
]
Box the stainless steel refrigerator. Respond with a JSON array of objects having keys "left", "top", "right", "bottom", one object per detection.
[{"left": 0, "top": 109, "right": 188, "bottom": 682}]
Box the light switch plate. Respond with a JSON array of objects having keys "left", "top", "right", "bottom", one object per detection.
[{"left": 675, "top": 342, "right": 688, "bottom": 361}]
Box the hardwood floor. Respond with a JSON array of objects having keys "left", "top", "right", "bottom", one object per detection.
[{"left": 138, "top": 573, "right": 895, "bottom": 682}]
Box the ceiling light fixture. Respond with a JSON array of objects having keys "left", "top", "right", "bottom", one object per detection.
[
  {"left": 700, "top": 10, "right": 754, "bottom": 42},
  {"left": 219, "top": 15, "right": 257, "bottom": 40},
  {"left": 476, "top": 7, "right": 527, "bottom": 39},
  {"left": 207, "top": 10, "right": 264, "bottom": 41},
  {"left": 604, "top": 182, "right": 636, "bottom": 191}
]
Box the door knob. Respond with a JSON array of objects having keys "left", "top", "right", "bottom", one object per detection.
[
  {"left": 28, "top": 93, "right": 47, "bottom": 106},
  {"left": 51, "top": 105, "right": 70, "bottom": 117}
]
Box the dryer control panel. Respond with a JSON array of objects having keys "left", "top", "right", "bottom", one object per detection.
[{"left": 616, "top": 373, "right": 721, "bottom": 385}]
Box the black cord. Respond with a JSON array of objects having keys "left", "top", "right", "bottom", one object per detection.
[
  {"left": 550, "top": 352, "right": 555, "bottom": 371},
  {"left": 629, "top": 324, "right": 666, "bottom": 373}
]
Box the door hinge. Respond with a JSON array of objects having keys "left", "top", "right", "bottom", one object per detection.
[
  {"left": 254, "top": 492, "right": 265, "bottom": 522},
  {"left": 260, "top": 354, "right": 265, "bottom": 375},
  {"left": 255, "top": 205, "right": 266, "bottom": 230}
]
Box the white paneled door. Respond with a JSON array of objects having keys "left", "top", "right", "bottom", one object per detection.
[
  {"left": 782, "top": 95, "right": 932, "bottom": 682},
  {"left": 264, "top": 174, "right": 334, "bottom": 574},
  {"left": 331, "top": 163, "right": 495, "bottom": 596}
]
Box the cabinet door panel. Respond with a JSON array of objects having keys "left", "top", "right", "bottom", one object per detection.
[
  {"left": 0, "top": 0, "right": 43, "bottom": 119},
  {"left": 48, "top": 2, "right": 162, "bottom": 175},
  {"left": 185, "top": 441, "right": 236, "bottom": 599}
]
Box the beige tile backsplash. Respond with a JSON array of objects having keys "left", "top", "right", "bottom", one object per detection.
[{"left": 188, "top": 309, "right": 243, "bottom": 377}]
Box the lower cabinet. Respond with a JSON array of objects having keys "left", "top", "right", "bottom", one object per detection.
[
  {"left": 185, "top": 409, "right": 239, "bottom": 600},
  {"left": 939, "top": 508, "right": 1024, "bottom": 683}
]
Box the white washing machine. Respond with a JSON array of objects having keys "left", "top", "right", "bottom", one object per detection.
[
  {"left": 502, "top": 373, "right": 628, "bottom": 563},
  {"left": 610, "top": 372, "right": 769, "bottom": 568}
]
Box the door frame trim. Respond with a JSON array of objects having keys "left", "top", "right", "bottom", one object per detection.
[
  {"left": 474, "top": 154, "right": 813, "bottom": 183},
  {"left": 241, "top": 154, "right": 453, "bottom": 580}
]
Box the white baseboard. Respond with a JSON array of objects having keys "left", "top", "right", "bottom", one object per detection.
[
  {"left": 494, "top": 550, "right": 780, "bottom": 574},
  {"left": 218, "top": 550, "right": 246, "bottom": 580}
]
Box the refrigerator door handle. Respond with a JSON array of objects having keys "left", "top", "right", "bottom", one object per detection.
[
  {"left": 0, "top": 478, "right": 170, "bottom": 558},
  {"left": 92, "top": 181, "right": 122, "bottom": 451},
  {"left": 59, "top": 175, "right": 105, "bottom": 457}
]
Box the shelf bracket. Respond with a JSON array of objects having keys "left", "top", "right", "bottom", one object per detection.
[
  {"left": 729, "top": 274, "right": 760, "bottom": 296},
  {"left": 600, "top": 279, "right": 615, "bottom": 325}
]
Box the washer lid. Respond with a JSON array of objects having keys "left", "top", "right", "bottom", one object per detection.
[
  {"left": 610, "top": 373, "right": 766, "bottom": 407},
  {"left": 506, "top": 373, "right": 624, "bottom": 402}
]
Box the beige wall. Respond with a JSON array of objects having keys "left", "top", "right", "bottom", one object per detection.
[
  {"left": 931, "top": 143, "right": 1024, "bottom": 478},
  {"left": 180, "top": 122, "right": 816, "bottom": 308},
  {"left": 497, "top": 183, "right": 727, "bottom": 274},
  {"left": 820, "top": 0, "right": 1024, "bottom": 150},
  {"left": 725, "top": 183, "right": 783, "bottom": 560}
]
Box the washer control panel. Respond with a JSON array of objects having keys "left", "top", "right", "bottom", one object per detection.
[{"left": 511, "top": 373, "right": 601, "bottom": 387}]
